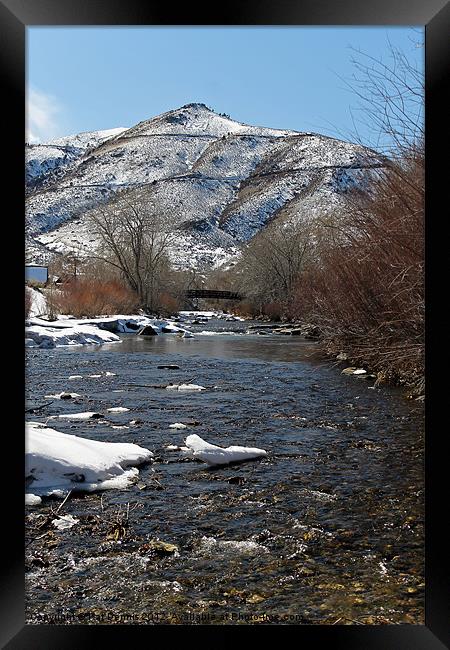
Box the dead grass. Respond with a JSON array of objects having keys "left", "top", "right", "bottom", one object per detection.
[{"left": 54, "top": 278, "right": 139, "bottom": 318}]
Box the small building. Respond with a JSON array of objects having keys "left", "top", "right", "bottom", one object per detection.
[{"left": 25, "top": 264, "right": 48, "bottom": 284}]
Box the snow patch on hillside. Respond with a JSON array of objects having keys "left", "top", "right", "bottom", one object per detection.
[{"left": 26, "top": 127, "right": 127, "bottom": 186}]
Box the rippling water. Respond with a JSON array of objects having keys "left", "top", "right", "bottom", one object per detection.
[{"left": 25, "top": 320, "right": 424, "bottom": 625}]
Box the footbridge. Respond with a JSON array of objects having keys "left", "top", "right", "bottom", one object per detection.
[{"left": 183, "top": 289, "right": 243, "bottom": 301}]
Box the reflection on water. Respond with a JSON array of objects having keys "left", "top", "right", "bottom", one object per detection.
[
  {"left": 91, "top": 331, "right": 323, "bottom": 363},
  {"left": 25, "top": 320, "right": 424, "bottom": 625}
]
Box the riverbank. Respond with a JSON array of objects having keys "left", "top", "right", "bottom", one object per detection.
[
  {"left": 238, "top": 315, "right": 424, "bottom": 400},
  {"left": 320, "top": 335, "right": 424, "bottom": 400}
]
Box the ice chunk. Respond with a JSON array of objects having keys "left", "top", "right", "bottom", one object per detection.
[
  {"left": 52, "top": 514, "right": 79, "bottom": 530},
  {"left": 165, "top": 383, "right": 206, "bottom": 392},
  {"left": 178, "top": 383, "right": 206, "bottom": 392},
  {"left": 54, "top": 412, "right": 103, "bottom": 420},
  {"left": 184, "top": 434, "right": 267, "bottom": 466},
  {"left": 25, "top": 493, "right": 42, "bottom": 506},
  {"left": 45, "top": 392, "right": 81, "bottom": 400}
]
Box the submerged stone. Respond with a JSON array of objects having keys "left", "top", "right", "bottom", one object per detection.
[
  {"left": 143, "top": 540, "right": 179, "bottom": 556},
  {"left": 246, "top": 594, "right": 265, "bottom": 604}
]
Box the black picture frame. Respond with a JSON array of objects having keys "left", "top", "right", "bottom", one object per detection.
[{"left": 4, "top": 0, "right": 449, "bottom": 646}]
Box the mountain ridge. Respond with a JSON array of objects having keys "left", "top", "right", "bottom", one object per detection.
[{"left": 25, "top": 103, "right": 384, "bottom": 270}]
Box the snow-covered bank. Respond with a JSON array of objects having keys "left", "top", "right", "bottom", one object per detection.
[
  {"left": 178, "top": 310, "right": 245, "bottom": 322},
  {"left": 25, "top": 422, "right": 154, "bottom": 500},
  {"left": 27, "top": 287, "right": 48, "bottom": 318},
  {"left": 183, "top": 434, "right": 267, "bottom": 466},
  {"left": 196, "top": 330, "right": 241, "bottom": 336},
  {"left": 24, "top": 314, "right": 194, "bottom": 348},
  {"left": 25, "top": 323, "right": 121, "bottom": 348},
  {"left": 179, "top": 311, "right": 218, "bottom": 318},
  {"left": 78, "top": 315, "right": 190, "bottom": 335}
]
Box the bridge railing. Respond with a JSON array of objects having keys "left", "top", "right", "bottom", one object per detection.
[{"left": 183, "top": 289, "right": 243, "bottom": 300}]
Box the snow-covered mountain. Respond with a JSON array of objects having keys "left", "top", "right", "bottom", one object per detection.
[
  {"left": 26, "top": 127, "right": 127, "bottom": 187},
  {"left": 25, "top": 103, "right": 384, "bottom": 270}
]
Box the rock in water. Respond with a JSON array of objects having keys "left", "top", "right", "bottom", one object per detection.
[{"left": 142, "top": 540, "right": 179, "bottom": 556}]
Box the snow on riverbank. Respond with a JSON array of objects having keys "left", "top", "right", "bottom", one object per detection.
[
  {"left": 27, "top": 287, "right": 48, "bottom": 318},
  {"left": 178, "top": 311, "right": 244, "bottom": 321},
  {"left": 25, "top": 314, "right": 195, "bottom": 348},
  {"left": 75, "top": 315, "right": 190, "bottom": 335},
  {"left": 24, "top": 309, "right": 250, "bottom": 350},
  {"left": 25, "top": 323, "right": 121, "bottom": 348},
  {"left": 25, "top": 422, "right": 154, "bottom": 500},
  {"left": 196, "top": 330, "right": 241, "bottom": 336},
  {"left": 183, "top": 434, "right": 267, "bottom": 466}
]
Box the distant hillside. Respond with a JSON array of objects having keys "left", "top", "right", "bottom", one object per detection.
[{"left": 25, "top": 103, "right": 384, "bottom": 270}]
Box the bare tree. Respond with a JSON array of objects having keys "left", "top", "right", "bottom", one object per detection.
[
  {"left": 290, "top": 37, "right": 424, "bottom": 390},
  {"left": 87, "top": 187, "right": 178, "bottom": 312},
  {"left": 236, "top": 218, "right": 317, "bottom": 315},
  {"left": 345, "top": 35, "right": 424, "bottom": 159}
]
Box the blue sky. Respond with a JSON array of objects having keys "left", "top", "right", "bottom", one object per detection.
[{"left": 26, "top": 26, "right": 423, "bottom": 147}]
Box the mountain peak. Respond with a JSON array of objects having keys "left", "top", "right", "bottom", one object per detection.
[
  {"left": 180, "top": 102, "right": 213, "bottom": 111},
  {"left": 125, "top": 103, "right": 296, "bottom": 140}
]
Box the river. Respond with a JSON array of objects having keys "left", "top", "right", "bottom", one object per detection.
[{"left": 25, "top": 318, "right": 424, "bottom": 625}]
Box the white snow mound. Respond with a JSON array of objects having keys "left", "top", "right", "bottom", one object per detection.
[
  {"left": 25, "top": 493, "right": 42, "bottom": 506},
  {"left": 27, "top": 287, "right": 48, "bottom": 318},
  {"left": 25, "top": 422, "right": 153, "bottom": 497},
  {"left": 166, "top": 383, "right": 206, "bottom": 392},
  {"left": 184, "top": 434, "right": 267, "bottom": 466},
  {"left": 54, "top": 412, "right": 102, "bottom": 420},
  {"left": 25, "top": 324, "right": 121, "bottom": 348}
]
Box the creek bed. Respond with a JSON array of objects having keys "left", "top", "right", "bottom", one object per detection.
[{"left": 25, "top": 320, "right": 424, "bottom": 625}]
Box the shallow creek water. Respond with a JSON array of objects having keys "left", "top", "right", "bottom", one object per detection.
[{"left": 25, "top": 320, "right": 424, "bottom": 625}]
